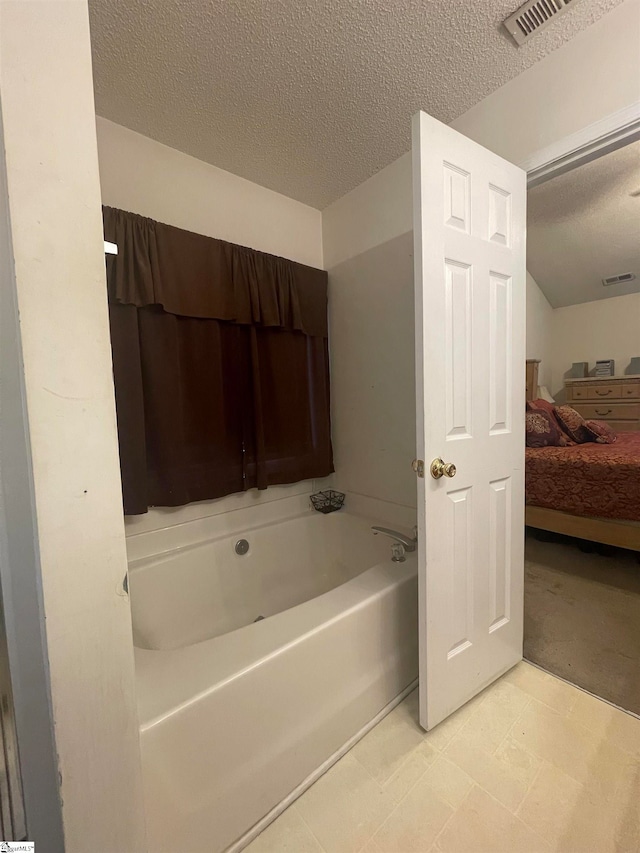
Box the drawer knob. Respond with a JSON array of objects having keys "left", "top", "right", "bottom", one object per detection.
[
  {"left": 595, "top": 390, "right": 612, "bottom": 396},
  {"left": 595, "top": 409, "right": 613, "bottom": 416}
]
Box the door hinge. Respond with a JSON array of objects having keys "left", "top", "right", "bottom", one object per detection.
[{"left": 412, "top": 459, "right": 425, "bottom": 478}]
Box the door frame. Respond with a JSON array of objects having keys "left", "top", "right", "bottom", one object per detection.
[
  {"left": 520, "top": 102, "right": 640, "bottom": 187},
  {"left": 0, "top": 102, "right": 65, "bottom": 847}
]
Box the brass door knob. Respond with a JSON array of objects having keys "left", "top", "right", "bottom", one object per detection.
[{"left": 430, "top": 458, "right": 457, "bottom": 480}]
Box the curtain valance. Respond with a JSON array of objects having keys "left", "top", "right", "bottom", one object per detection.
[
  {"left": 102, "top": 206, "right": 328, "bottom": 338},
  {"left": 104, "top": 206, "right": 333, "bottom": 515}
]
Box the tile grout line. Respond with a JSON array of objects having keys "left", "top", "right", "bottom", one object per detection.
[
  {"left": 567, "top": 699, "right": 640, "bottom": 749},
  {"left": 350, "top": 714, "right": 433, "bottom": 792},
  {"left": 451, "top": 673, "right": 544, "bottom": 760},
  {"left": 290, "top": 803, "right": 332, "bottom": 853},
  {"left": 466, "top": 778, "right": 554, "bottom": 851},
  {"left": 513, "top": 759, "right": 547, "bottom": 820},
  {"left": 246, "top": 665, "right": 639, "bottom": 852},
  {"left": 302, "top": 705, "right": 438, "bottom": 853},
  {"left": 493, "top": 782, "right": 553, "bottom": 850},
  {"left": 481, "top": 692, "right": 549, "bottom": 816},
  {"left": 511, "top": 758, "right": 601, "bottom": 849},
  {"left": 443, "top": 693, "right": 544, "bottom": 819},
  {"left": 500, "top": 683, "right": 636, "bottom": 836},
  {"left": 429, "top": 679, "right": 502, "bottom": 754},
  {"left": 367, "top": 762, "right": 435, "bottom": 846},
  {"left": 348, "top": 722, "right": 434, "bottom": 815},
  {"left": 489, "top": 693, "right": 533, "bottom": 758},
  {"left": 428, "top": 781, "right": 477, "bottom": 850},
  {"left": 366, "top": 688, "right": 489, "bottom": 824},
  {"left": 253, "top": 669, "right": 637, "bottom": 851},
  {"left": 295, "top": 691, "right": 456, "bottom": 853},
  {"left": 366, "top": 739, "right": 459, "bottom": 849},
  {"left": 410, "top": 673, "right": 553, "bottom": 832},
  {"left": 525, "top": 658, "right": 640, "bottom": 721},
  {"left": 505, "top": 670, "right": 584, "bottom": 719}
]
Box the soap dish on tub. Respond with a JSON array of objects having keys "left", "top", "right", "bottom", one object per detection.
[{"left": 310, "top": 490, "right": 345, "bottom": 514}]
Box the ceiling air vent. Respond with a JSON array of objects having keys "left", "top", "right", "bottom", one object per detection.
[
  {"left": 602, "top": 273, "right": 636, "bottom": 286},
  {"left": 503, "top": 0, "right": 582, "bottom": 46}
]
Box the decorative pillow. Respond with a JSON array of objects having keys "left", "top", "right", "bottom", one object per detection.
[
  {"left": 586, "top": 419, "right": 617, "bottom": 444},
  {"left": 553, "top": 405, "right": 597, "bottom": 444},
  {"left": 525, "top": 411, "right": 566, "bottom": 448},
  {"left": 527, "top": 399, "right": 574, "bottom": 445},
  {"left": 526, "top": 398, "right": 555, "bottom": 417}
]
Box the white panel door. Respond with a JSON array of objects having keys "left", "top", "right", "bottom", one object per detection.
[{"left": 412, "top": 111, "right": 526, "bottom": 730}]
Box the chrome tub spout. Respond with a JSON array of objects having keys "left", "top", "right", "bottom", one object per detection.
[{"left": 371, "top": 526, "right": 417, "bottom": 553}]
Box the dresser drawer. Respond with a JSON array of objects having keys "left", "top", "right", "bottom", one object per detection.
[
  {"left": 620, "top": 383, "right": 640, "bottom": 399},
  {"left": 572, "top": 402, "right": 640, "bottom": 421},
  {"left": 568, "top": 382, "right": 640, "bottom": 401}
]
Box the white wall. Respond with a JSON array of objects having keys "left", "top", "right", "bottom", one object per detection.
[
  {"left": 323, "top": 0, "right": 638, "bottom": 509},
  {"left": 323, "top": 0, "right": 640, "bottom": 267},
  {"left": 326, "top": 255, "right": 555, "bottom": 516},
  {"left": 329, "top": 233, "right": 416, "bottom": 510},
  {"left": 0, "top": 3, "right": 146, "bottom": 851},
  {"left": 97, "top": 117, "right": 323, "bottom": 268},
  {"left": 103, "top": 0, "right": 639, "bottom": 527},
  {"left": 549, "top": 292, "right": 640, "bottom": 397},
  {"left": 526, "top": 273, "right": 553, "bottom": 390},
  {"left": 323, "top": 153, "right": 412, "bottom": 269},
  {"left": 525, "top": 281, "right": 638, "bottom": 401},
  {"left": 96, "top": 118, "right": 326, "bottom": 543},
  {"left": 452, "top": 0, "right": 640, "bottom": 170}
]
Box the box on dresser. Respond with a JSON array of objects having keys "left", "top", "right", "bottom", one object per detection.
[
  {"left": 594, "top": 359, "right": 615, "bottom": 377},
  {"left": 565, "top": 375, "right": 640, "bottom": 432}
]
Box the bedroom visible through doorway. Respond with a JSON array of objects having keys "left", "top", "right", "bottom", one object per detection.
[{"left": 524, "top": 137, "right": 640, "bottom": 715}]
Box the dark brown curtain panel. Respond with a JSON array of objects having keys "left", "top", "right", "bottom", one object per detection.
[{"left": 103, "top": 207, "right": 333, "bottom": 515}]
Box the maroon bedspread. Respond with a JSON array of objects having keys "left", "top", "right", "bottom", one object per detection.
[{"left": 526, "top": 431, "right": 640, "bottom": 522}]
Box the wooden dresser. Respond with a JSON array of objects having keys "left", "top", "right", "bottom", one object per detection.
[{"left": 564, "top": 375, "right": 640, "bottom": 432}]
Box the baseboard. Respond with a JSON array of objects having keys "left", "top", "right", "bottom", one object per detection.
[{"left": 226, "top": 678, "right": 419, "bottom": 853}]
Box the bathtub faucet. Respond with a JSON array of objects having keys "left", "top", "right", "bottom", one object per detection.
[{"left": 371, "top": 526, "right": 417, "bottom": 553}]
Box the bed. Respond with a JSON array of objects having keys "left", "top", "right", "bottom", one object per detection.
[{"left": 525, "top": 366, "right": 640, "bottom": 551}]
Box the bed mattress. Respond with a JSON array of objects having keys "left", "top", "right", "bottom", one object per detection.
[{"left": 525, "top": 431, "right": 640, "bottom": 522}]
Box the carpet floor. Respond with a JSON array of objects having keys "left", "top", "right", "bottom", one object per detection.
[{"left": 524, "top": 531, "right": 640, "bottom": 715}]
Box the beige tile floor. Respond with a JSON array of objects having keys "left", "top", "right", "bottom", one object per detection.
[{"left": 246, "top": 662, "right": 640, "bottom": 853}]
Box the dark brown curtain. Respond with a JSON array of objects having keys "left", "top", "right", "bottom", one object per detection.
[{"left": 104, "top": 207, "right": 333, "bottom": 515}]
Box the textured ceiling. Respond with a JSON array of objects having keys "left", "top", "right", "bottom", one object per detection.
[
  {"left": 527, "top": 140, "right": 640, "bottom": 308},
  {"left": 88, "top": 0, "right": 624, "bottom": 209}
]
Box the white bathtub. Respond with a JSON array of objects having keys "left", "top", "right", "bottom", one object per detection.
[{"left": 129, "top": 509, "right": 418, "bottom": 853}]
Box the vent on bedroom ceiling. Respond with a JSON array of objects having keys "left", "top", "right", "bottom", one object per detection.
[
  {"left": 602, "top": 273, "right": 636, "bottom": 286},
  {"left": 503, "top": 0, "right": 582, "bottom": 46}
]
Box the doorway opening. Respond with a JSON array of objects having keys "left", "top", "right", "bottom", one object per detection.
[{"left": 524, "top": 136, "right": 640, "bottom": 715}]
